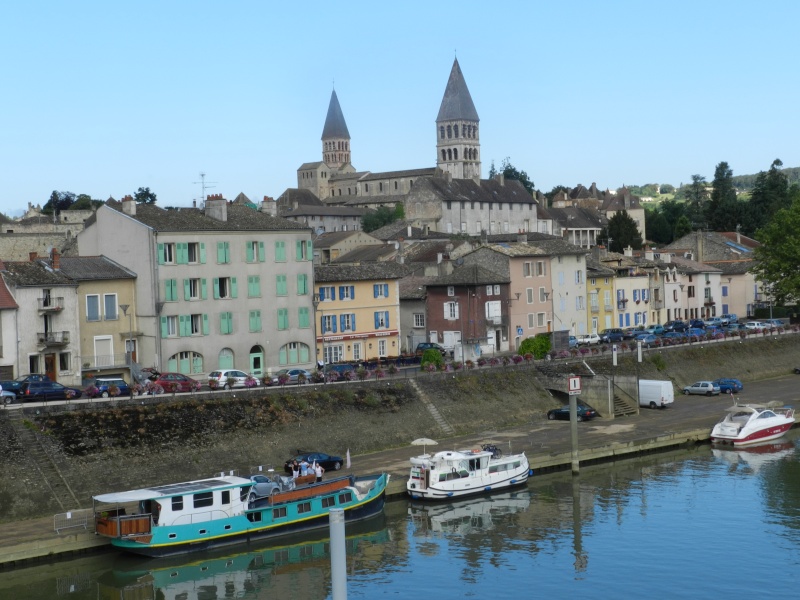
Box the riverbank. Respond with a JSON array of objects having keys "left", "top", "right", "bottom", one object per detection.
[{"left": 1, "top": 333, "right": 798, "bottom": 568}]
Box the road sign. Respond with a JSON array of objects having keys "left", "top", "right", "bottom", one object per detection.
[
  {"left": 568, "top": 376, "right": 581, "bottom": 395},
  {"left": 517, "top": 326, "right": 523, "bottom": 336}
]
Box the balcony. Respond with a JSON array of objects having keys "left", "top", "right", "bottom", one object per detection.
[
  {"left": 38, "top": 297, "right": 64, "bottom": 312},
  {"left": 81, "top": 353, "right": 130, "bottom": 370},
  {"left": 704, "top": 299, "right": 716, "bottom": 307},
  {"left": 590, "top": 305, "right": 600, "bottom": 313},
  {"left": 37, "top": 331, "right": 70, "bottom": 347}
]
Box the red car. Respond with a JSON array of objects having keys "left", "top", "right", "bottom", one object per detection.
[{"left": 152, "top": 372, "right": 198, "bottom": 393}]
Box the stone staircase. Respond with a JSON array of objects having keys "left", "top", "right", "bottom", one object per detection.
[
  {"left": 408, "top": 379, "right": 455, "bottom": 437},
  {"left": 6, "top": 407, "right": 81, "bottom": 512},
  {"left": 612, "top": 390, "right": 638, "bottom": 418}
]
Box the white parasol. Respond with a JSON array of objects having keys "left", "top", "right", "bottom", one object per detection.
[{"left": 411, "top": 437, "right": 438, "bottom": 454}]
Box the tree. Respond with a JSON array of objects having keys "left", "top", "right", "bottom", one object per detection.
[
  {"left": 659, "top": 183, "right": 675, "bottom": 194},
  {"left": 657, "top": 199, "right": 688, "bottom": 242},
  {"left": 644, "top": 208, "right": 672, "bottom": 244},
  {"left": 544, "top": 185, "right": 570, "bottom": 206},
  {"left": 684, "top": 174, "right": 709, "bottom": 227},
  {"left": 393, "top": 202, "right": 405, "bottom": 220},
  {"left": 42, "top": 191, "right": 76, "bottom": 214},
  {"left": 752, "top": 194, "right": 800, "bottom": 304},
  {"left": 673, "top": 215, "right": 692, "bottom": 240},
  {"left": 362, "top": 205, "right": 397, "bottom": 232},
  {"left": 604, "top": 210, "right": 643, "bottom": 253},
  {"left": 71, "top": 194, "right": 100, "bottom": 210},
  {"left": 745, "top": 159, "right": 791, "bottom": 237},
  {"left": 134, "top": 187, "right": 158, "bottom": 204},
  {"left": 497, "top": 158, "right": 535, "bottom": 195}
]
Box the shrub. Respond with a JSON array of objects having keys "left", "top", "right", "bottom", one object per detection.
[
  {"left": 244, "top": 376, "right": 258, "bottom": 388},
  {"left": 465, "top": 360, "right": 475, "bottom": 369},
  {"left": 226, "top": 377, "right": 237, "bottom": 389},
  {"left": 511, "top": 355, "right": 523, "bottom": 365},
  {"left": 375, "top": 367, "right": 386, "bottom": 379},
  {"left": 523, "top": 353, "right": 533, "bottom": 363},
  {"left": 387, "top": 363, "right": 399, "bottom": 376},
  {"left": 355, "top": 367, "right": 370, "bottom": 381},
  {"left": 452, "top": 361, "right": 463, "bottom": 370},
  {"left": 108, "top": 384, "right": 120, "bottom": 397},
  {"left": 477, "top": 357, "right": 487, "bottom": 367},
  {"left": 297, "top": 372, "right": 307, "bottom": 385},
  {"left": 420, "top": 349, "right": 444, "bottom": 371},
  {"left": 208, "top": 378, "right": 219, "bottom": 390},
  {"left": 83, "top": 385, "right": 99, "bottom": 399},
  {"left": 519, "top": 334, "right": 551, "bottom": 360}
]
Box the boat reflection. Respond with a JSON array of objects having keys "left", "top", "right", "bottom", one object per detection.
[
  {"left": 96, "top": 514, "right": 389, "bottom": 600},
  {"left": 712, "top": 438, "right": 796, "bottom": 473},
  {"left": 408, "top": 489, "right": 531, "bottom": 535}
]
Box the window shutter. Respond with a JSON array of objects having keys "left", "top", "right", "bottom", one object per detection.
[
  {"left": 633, "top": 289, "right": 639, "bottom": 302},
  {"left": 246, "top": 242, "right": 254, "bottom": 263},
  {"left": 179, "top": 315, "right": 188, "bottom": 337},
  {"left": 351, "top": 313, "right": 356, "bottom": 331},
  {"left": 296, "top": 240, "right": 303, "bottom": 260},
  {"left": 331, "top": 316, "right": 337, "bottom": 332},
  {"left": 199, "top": 243, "right": 206, "bottom": 263},
  {"left": 454, "top": 304, "right": 460, "bottom": 319},
  {"left": 321, "top": 315, "right": 326, "bottom": 333},
  {"left": 331, "top": 286, "right": 336, "bottom": 300},
  {"left": 319, "top": 288, "right": 326, "bottom": 301},
  {"left": 157, "top": 243, "right": 165, "bottom": 264},
  {"left": 444, "top": 304, "right": 449, "bottom": 319},
  {"left": 339, "top": 285, "right": 345, "bottom": 299},
  {"left": 349, "top": 285, "right": 354, "bottom": 299},
  {"left": 384, "top": 311, "right": 389, "bottom": 328},
  {"left": 258, "top": 241, "right": 265, "bottom": 262},
  {"left": 217, "top": 242, "right": 225, "bottom": 263},
  {"left": 177, "top": 243, "right": 188, "bottom": 264},
  {"left": 306, "top": 240, "right": 312, "bottom": 258},
  {"left": 203, "top": 314, "right": 209, "bottom": 335},
  {"left": 183, "top": 279, "right": 190, "bottom": 300},
  {"left": 201, "top": 279, "right": 207, "bottom": 300},
  {"left": 373, "top": 284, "right": 378, "bottom": 298},
  {"left": 213, "top": 278, "right": 220, "bottom": 299},
  {"left": 160, "top": 316, "right": 169, "bottom": 337},
  {"left": 340, "top": 314, "right": 345, "bottom": 332},
  {"left": 383, "top": 284, "right": 389, "bottom": 297},
  {"left": 231, "top": 277, "right": 238, "bottom": 298},
  {"left": 375, "top": 312, "right": 381, "bottom": 328}
]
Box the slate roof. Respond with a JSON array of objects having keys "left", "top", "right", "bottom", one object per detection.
[
  {"left": 333, "top": 244, "right": 397, "bottom": 264},
  {"left": 56, "top": 256, "right": 137, "bottom": 281},
  {"left": 412, "top": 176, "right": 535, "bottom": 205},
  {"left": 277, "top": 188, "right": 324, "bottom": 207},
  {"left": 343, "top": 194, "right": 409, "bottom": 207},
  {"left": 437, "top": 58, "right": 479, "bottom": 122},
  {"left": 403, "top": 240, "right": 461, "bottom": 264},
  {"left": 314, "top": 262, "right": 408, "bottom": 282},
  {"left": 105, "top": 200, "right": 308, "bottom": 232},
  {"left": 428, "top": 264, "right": 509, "bottom": 287},
  {"left": 398, "top": 275, "right": 438, "bottom": 300},
  {"left": 313, "top": 231, "right": 380, "bottom": 248},
  {"left": 359, "top": 168, "right": 437, "bottom": 182},
  {"left": 298, "top": 161, "right": 325, "bottom": 170},
  {"left": 369, "top": 220, "right": 428, "bottom": 241},
  {"left": 601, "top": 187, "right": 642, "bottom": 211},
  {"left": 585, "top": 256, "right": 616, "bottom": 277},
  {"left": 2, "top": 259, "right": 77, "bottom": 287},
  {"left": 664, "top": 231, "right": 759, "bottom": 262},
  {"left": 545, "top": 206, "right": 605, "bottom": 229},
  {"left": 321, "top": 90, "right": 350, "bottom": 140},
  {"left": 282, "top": 205, "right": 365, "bottom": 217},
  {"left": 486, "top": 238, "right": 586, "bottom": 258}
]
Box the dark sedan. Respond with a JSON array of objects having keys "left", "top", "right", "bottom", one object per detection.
[
  {"left": 284, "top": 451, "right": 344, "bottom": 473},
  {"left": 19, "top": 381, "right": 82, "bottom": 402},
  {"left": 547, "top": 404, "right": 598, "bottom": 422}
]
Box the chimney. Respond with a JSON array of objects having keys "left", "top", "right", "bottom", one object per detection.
[
  {"left": 51, "top": 248, "right": 60, "bottom": 270},
  {"left": 697, "top": 232, "right": 704, "bottom": 262},
  {"left": 736, "top": 229, "right": 741, "bottom": 244},
  {"left": 624, "top": 246, "right": 633, "bottom": 257},
  {"left": 480, "top": 229, "right": 488, "bottom": 245},
  {"left": 516, "top": 233, "right": 527, "bottom": 244},
  {"left": 495, "top": 173, "right": 505, "bottom": 186},
  {"left": 645, "top": 249, "right": 655, "bottom": 260},
  {"left": 407, "top": 225, "right": 412, "bottom": 238},
  {"left": 205, "top": 194, "right": 228, "bottom": 222},
  {"left": 260, "top": 196, "right": 277, "bottom": 216},
  {"left": 122, "top": 195, "right": 136, "bottom": 216}
]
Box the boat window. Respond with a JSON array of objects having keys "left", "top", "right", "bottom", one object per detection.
[
  {"left": 273, "top": 507, "right": 287, "bottom": 519},
  {"left": 338, "top": 491, "right": 353, "bottom": 503},
  {"left": 240, "top": 486, "right": 251, "bottom": 502},
  {"left": 758, "top": 411, "right": 776, "bottom": 419},
  {"left": 169, "top": 533, "right": 177, "bottom": 539},
  {"left": 221, "top": 490, "right": 230, "bottom": 505},
  {"left": 171, "top": 496, "right": 183, "bottom": 511},
  {"left": 247, "top": 512, "right": 263, "bottom": 523},
  {"left": 297, "top": 501, "right": 312, "bottom": 514},
  {"left": 322, "top": 496, "right": 336, "bottom": 508},
  {"left": 199, "top": 529, "right": 207, "bottom": 535},
  {"left": 193, "top": 492, "right": 213, "bottom": 509}
]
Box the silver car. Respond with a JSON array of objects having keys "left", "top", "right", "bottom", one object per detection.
[
  {"left": 208, "top": 369, "right": 250, "bottom": 389},
  {"left": 682, "top": 381, "right": 721, "bottom": 396}
]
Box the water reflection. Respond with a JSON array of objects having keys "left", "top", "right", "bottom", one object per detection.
[
  {"left": 96, "top": 514, "right": 390, "bottom": 600},
  {"left": 711, "top": 439, "right": 796, "bottom": 474},
  {"left": 408, "top": 490, "right": 531, "bottom": 536}
]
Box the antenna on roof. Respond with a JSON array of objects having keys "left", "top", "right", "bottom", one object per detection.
[{"left": 193, "top": 172, "right": 217, "bottom": 204}]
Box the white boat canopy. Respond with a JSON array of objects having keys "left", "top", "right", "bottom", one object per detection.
[{"left": 93, "top": 476, "right": 250, "bottom": 503}]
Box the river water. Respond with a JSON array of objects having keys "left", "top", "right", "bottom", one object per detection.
[{"left": 2, "top": 430, "right": 800, "bottom": 599}]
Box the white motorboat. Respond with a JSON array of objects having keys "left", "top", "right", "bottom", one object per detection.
[
  {"left": 406, "top": 443, "right": 531, "bottom": 500},
  {"left": 710, "top": 402, "right": 795, "bottom": 446}
]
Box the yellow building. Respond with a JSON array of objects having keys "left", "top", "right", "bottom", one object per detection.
[
  {"left": 586, "top": 260, "right": 616, "bottom": 334},
  {"left": 314, "top": 263, "right": 407, "bottom": 363}
]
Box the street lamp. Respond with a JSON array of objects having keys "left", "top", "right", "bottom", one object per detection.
[
  {"left": 542, "top": 291, "right": 551, "bottom": 333},
  {"left": 119, "top": 304, "right": 133, "bottom": 367},
  {"left": 312, "top": 293, "right": 325, "bottom": 383}
]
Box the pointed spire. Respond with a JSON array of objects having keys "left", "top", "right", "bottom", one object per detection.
[
  {"left": 321, "top": 89, "right": 350, "bottom": 140},
  {"left": 437, "top": 58, "right": 479, "bottom": 122}
]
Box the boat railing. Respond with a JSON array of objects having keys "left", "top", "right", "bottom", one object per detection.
[{"left": 95, "top": 510, "right": 152, "bottom": 538}]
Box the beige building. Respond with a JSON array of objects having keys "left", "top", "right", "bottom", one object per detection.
[{"left": 78, "top": 195, "right": 316, "bottom": 378}]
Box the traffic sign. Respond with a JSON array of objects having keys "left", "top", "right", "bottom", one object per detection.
[{"left": 568, "top": 376, "right": 581, "bottom": 395}]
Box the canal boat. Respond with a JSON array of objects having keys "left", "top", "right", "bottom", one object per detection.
[
  {"left": 92, "top": 471, "right": 389, "bottom": 557},
  {"left": 710, "top": 402, "right": 795, "bottom": 446},
  {"left": 406, "top": 443, "right": 531, "bottom": 500}
]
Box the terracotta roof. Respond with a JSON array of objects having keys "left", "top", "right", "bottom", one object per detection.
[
  {"left": 314, "top": 262, "right": 408, "bottom": 282},
  {"left": 0, "top": 274, "right": 19, "bottom": 309}
]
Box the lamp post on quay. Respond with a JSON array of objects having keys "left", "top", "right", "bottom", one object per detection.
[{"left": 312, "top": 293, "right": 326, "bottom": 384}]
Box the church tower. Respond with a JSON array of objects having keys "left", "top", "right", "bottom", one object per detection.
[
  {"left": 321, "top": 89, "right": 351, "bottom": 169},
  {"left": 436, "top": 59, "right": 481, "bottom": 179}
]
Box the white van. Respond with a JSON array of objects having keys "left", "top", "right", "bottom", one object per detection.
[{"left": 638, "top": 380, "right": 675, "bottom": 409}]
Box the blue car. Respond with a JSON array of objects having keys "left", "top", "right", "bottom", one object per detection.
[
  {"left": 686, "top": 327, "right": 705, "bottom": 338},
  {"left": 634, "top": 333, "right": 661, "bottom": 347},
  {"left": 94, "top": 378, "right": 132, "bottom": 397},
  {"left": 662, "top": 332, "right": 687, "bottom": 342},
  {"left": 645, "top": 324, "right": 664, "bottom": 336},
  {"left": 713, "top": 378, "right": 743, "bottom": 393}
]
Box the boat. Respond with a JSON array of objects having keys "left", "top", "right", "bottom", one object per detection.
[
  {"left": 406, "top": 443, "right": 531, "bottom": 500},
  {"left": 710, "top": 402, "right": 795, "bottom": 446},
  {"left": 92, "top": 471, "right": 389, "bottom": 557}
]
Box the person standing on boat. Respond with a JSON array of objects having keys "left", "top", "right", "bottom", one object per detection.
[
  {"left": 291, "top": 460, "right": 300, "bottom": 479},
  {"left": 300, "top": 459, "right": 310, "bottom": 477},
  {"left": 314, "top": 462, "right": 324, "bottom": 482}
]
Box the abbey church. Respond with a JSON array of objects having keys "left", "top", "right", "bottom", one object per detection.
[{"left": 276, "top": 59, "right": 539, "bottom": 236}]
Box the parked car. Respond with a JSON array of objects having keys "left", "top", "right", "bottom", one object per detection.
[
  {"left": 325, "top": 363, "right": 356, "bottom": 380},
  {"left": 689, "top": 319, "right": 706, "bottom": 329},
  {"left": 2, "top": 390, "right": 17, "bottom": 404},
  {"left": 569, "top": 336, "right": 579, "bottom": 349},
  {"left": 705, "top": 326, "right": 724, "bottom": 337},
  {"left": 662, "top": 332, "right": 687, "bottom": 342},
  {"left": 0, "top": 373, "right": 51, "bottom": 396},
  {"left": 663, "top": 320, "right": 688, "bottom": 333},
  {"left": 283, "top": 451, "right": 344, "bottom": 473},
  {"left": 208, "top": 369, "right": 251, "bottom": 389},
  {"left": 152, "top": 372, "right": 199, "bottom": 393},
  {"left": 547, "top": 403, "right": 598, "bottom": 422},
  {"left": 713, "top": 378, "right": 743, "bottom": 393},
  {"left": 720, "top": 314, "right": 738, "bottom": 324},
  {"left": 576, "top": 333, "right": 601, "bottom": 346},
  {"left": 599, "top": 328, "right": 624, "bottom": 343},
  {"left": 94, "top": 378, "right": 132, "bottom": 397},
  {"left": 635, "top": 333, "right": 661, "bottom": 348},
  {"left": 644, "top": 324, "right": 664, "bottom": 336},
  {"left": 704, "top": 317, "right": 724, "bottom": 328},
  {"left": 622, "top": 327, "right": 645, "bottom": 340},
  {"left": 19, "top": 381, "right": 83, "bottom": 402},
  {"left": 415, "top": 342, "right": 448, "bottom": 357},
  {"left": 270, "top": 368, "right": 313, "bottom": 385},
  {"left": 682, "top": 381, "right": 721, "bottom": 396},
  {"left": 686, "top": 327, "right": 706, "bottom": 338},
  {"left": 744, "top": 321, "right": 768, "bottom": 330},
  {"left": 726, "top": 323, "right": 747, "bottom": 334},
  {"left": 763, "top": 319, "right": 785, "bottom": 329}
]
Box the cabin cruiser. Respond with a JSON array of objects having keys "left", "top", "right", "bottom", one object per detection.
[{"left": 710, "top": 402, "right": 795, "bottom": 446}]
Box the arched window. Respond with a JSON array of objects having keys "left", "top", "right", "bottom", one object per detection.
[
  {"left": 167, "top": 351, "right": 204, "bottom": 374},
  {"left": 218, "top": 348, "right": 234, "bottom": 370},
  {"left": 439, "top": 126, "right": 445, "bottom": 139},
  {"left": 441, "top": 149, "right": 447, "bottom": 161},
  {"left": 447, "top": 125, "right": 452, "bottom": 139},
  {"left": 447, "top": 149, "right": 452, "bottom": 160},
  {"left": 454, "top": 124, "right": 459, "bottom": 137},
  {"left": 453, "top": 148, "right": 458, "bottom": 160},
  {"left": 278, "top": 342, "right": 310, "bottom": 366}
]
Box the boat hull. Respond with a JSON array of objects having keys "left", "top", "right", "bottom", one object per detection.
[
  {"left": 407, "top": 468, "right": 530, "bottom": 501},
  {"left": 711, "top": 421, "right": 793, "bottom": 446}
]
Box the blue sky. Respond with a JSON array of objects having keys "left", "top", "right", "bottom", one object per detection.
[{"left": 2, "top": 1, "right": 798, "bottom": 216}]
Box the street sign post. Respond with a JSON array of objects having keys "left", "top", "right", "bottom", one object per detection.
[{"left": 568, "top": 375, "right": 581, "bottom": 396}]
